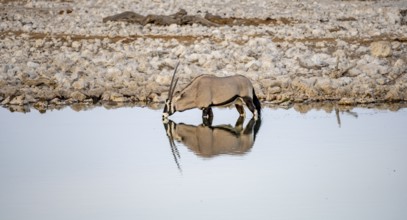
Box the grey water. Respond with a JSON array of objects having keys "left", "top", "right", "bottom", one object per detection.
[{"left": 0, "top": 105, "right": 406, "bottom": 220}]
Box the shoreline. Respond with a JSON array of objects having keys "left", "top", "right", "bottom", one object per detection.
[
  {"left": 2, "top": 100, "right": 407, "bottom": 115},
  {"left": 1, "top": 0, "right": 407, "bottom": 108}
]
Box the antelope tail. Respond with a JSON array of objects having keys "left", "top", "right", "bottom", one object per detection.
[{"left": 253, "top": 89, "right": 261, "bottom": 116}]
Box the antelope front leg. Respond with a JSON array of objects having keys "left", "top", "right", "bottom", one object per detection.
[
  {"left": 202, "top": 107, "right": 213, "bottom": 119},
  {"left": 202, "top": 107, "right": 213, "bottom": 126}
]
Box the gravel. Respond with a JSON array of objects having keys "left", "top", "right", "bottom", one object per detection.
[{"left": 0, "top": 0, "right": 406, "bottom": 111}]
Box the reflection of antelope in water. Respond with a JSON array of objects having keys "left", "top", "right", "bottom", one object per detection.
[{"left": 163, "top": 117, "right": 262, "bottom": 170}]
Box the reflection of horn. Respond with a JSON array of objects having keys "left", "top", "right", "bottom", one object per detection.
[
  {"left": 163, "top": 121, "right": 182, "bottom": 172},
  {"left": 168, "top": 62, "right": 180, "bottom": 100},
  {"left": 168, "top": 135, "right": 181, "bottom": 171}
]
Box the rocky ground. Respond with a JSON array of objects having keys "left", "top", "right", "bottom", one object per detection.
[{"left": 1, "top": 0, "right": 407, "bottom": 112}]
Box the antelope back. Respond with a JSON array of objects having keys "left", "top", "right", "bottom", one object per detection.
[{"left": 174, "top": 75, "right": 255, "bottom": 111}]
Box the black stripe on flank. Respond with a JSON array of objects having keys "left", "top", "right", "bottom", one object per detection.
[{"left": 210, "top": 95, "right": 239, "bottom": 107}]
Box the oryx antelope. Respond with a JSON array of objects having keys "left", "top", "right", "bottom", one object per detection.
[{"left": 163, "top": 63, "right": 261, "bottom": 120}]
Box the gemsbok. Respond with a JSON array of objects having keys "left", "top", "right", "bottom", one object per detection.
[{"left": 162, "top": 63, "right": 261, "bottom": 120}]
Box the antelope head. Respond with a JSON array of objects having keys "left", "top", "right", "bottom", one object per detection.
[{"left": 163, "top": 62, "right": 179, "bottom": 119}]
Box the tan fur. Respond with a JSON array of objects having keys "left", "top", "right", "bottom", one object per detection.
[{"left": 173, "top": 75, "right": 254, "bottom": 112}]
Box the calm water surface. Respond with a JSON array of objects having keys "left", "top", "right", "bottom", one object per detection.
[{"left": 0, "top": 106, "right": 406, "bottom": 220}]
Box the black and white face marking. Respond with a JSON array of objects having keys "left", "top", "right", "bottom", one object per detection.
[
  {"left": 164, "top": 62, "right": 180, "bottom": 120},
  {"left": 162, "top": 99, "right": 174, "bottom": 118},
  {"left": 163, "top": 99, "right": 170, "bottom": 118}
]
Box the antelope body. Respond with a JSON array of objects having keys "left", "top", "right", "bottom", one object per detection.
[{"left": 163, "top": 63, "right": 261, "bottom": 120}]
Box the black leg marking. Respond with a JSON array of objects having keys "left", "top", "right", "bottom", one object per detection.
[
  {"left": 208, "top": 107, "right": 213, "bottom": 118},
  {"left": 203, "top": 117, "right": 213, "bottom": 126},
  {"left": 234, "top": 116, "right": 245, "bottom": 128},
  {"left": 244, "top": 117, "right": 256, "bottom": 135},
  {"left": 243, "top": 97, "right": 256, "bottom": 114},
  {"left": 202, "top": 107, "right": 214, "bottom": 126},
  {"left": 235, "top": 104, "right": 245, "bottom": 117},
  {"left": 202, "top": 107, "right": 213, "bottom": 118}
]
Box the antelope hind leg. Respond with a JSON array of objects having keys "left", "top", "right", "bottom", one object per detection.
[
  {"left": 234, "top": 115, "right": 245, "bottom": 131},
  {"left": 235, "top": 98, "right": 246, "bottom": 118},
  {"left": 243, "top": 97, "right": 258, "bottom": 120},
  {"left": 235, "top": 103, "right": 246, "bottom": 118}
]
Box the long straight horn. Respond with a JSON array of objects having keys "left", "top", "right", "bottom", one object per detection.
[
  {"left": 168, "top": 62, "right": 180, "bottom": 99},
  {"left": 170, "top": 78, "right": 179, "bottom": 99}
]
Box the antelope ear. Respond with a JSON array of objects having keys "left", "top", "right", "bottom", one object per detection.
[{"left": 173, "top": 91, "right": 182, "bottom": 100}]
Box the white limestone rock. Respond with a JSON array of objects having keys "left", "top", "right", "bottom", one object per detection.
[
  {"left": 9, "top": 95, "right": 26, "bottom": 105},
  {"left": 370, "top": 41, "right": 392, "bottom": 58},
  {"left": 27, "top": 61, "right": 40, "bottom": 68}
]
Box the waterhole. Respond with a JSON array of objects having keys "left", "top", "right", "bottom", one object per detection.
[{"left": 0, "top": 105, "right": 406, "bottom": 220}]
